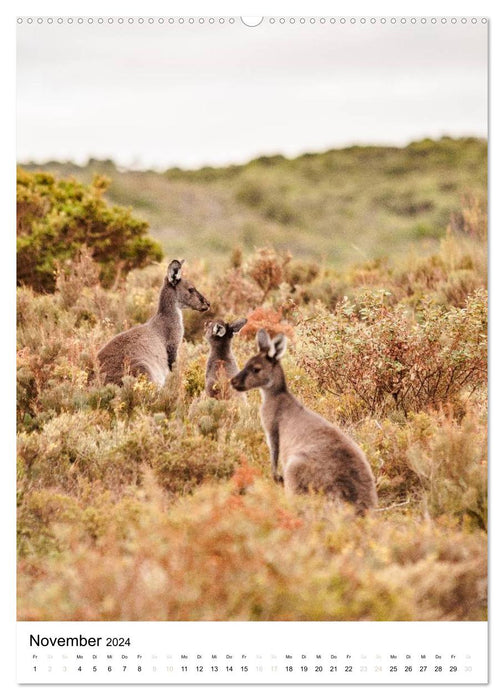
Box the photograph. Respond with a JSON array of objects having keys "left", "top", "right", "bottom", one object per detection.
[{"left": 16, "top": 16, "right": 487, "bottom": 624}]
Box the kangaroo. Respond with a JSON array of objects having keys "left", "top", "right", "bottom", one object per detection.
[
  {"left": 98, "top": 259, "right": 210, "bottom": 386},
  {"left": 205, "top": 317, "right": 247, "bottom": 398},
  {"left": 231, "top": 329, "right": 378, "bottom": 514}
]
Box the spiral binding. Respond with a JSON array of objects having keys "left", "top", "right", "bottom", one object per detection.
[{"left": 16, "top": 17, "right": 488, "bottom": 26}]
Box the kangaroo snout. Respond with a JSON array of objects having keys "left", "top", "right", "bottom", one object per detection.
[
  {"left": 231, "top": 372, "right": 245, "bottom": 391},
  {"left": 197, "top": 294, "right": 210, "bottom": 312}
]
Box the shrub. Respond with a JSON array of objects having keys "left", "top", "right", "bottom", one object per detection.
[
  {"left": 183, "top": 356, "right": 206, "bottom": 398},
  {"left": 246, "top": 248, "right": 291, "bottom": 303},
  {"left": 235, "top": 180, "right": 266, "bottom": 207},
  {"left": 17, "top": 411, "right": 143, "bottom": 495},
  {"left": 391, "top": 219, "right": 486, "bottom": 308},
  {"left": 297, "top": 289, "right": 487, "bottom": 416},
  {"left": 17, "top": 168, "right": 163, "bottom": 292},
  {"left": 406, "top": 409, "right": 487, "bottom": 530},
  {"left": 236, "top": 180, "right": 299, "bottom": 224},
  {"left": 55, "top": 246, "right": 100, "bottom": 309},
  {"left": 240, "top": 307, "right": 295, "bottom": 341},
  {"left": 188, "top": 396, "right": 231, "bottom": 437},
  {"left": 356, "top": 408, "right": 487, "bottom": 529},
  {"left": 151, "top": 423, "right": 240, "bottom": 495},
  {"left": 16, "top": 407, "right": 240, "bottom": 499},
  {"left": 449, "top": 193, "right": 487, "bottom": 240},
  {"left": 284, "top": 259, "right": 320, "bottom": 290}
]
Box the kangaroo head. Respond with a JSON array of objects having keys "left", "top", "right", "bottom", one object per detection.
[
  {"left": 166, "top": 259, "right": 210, "bottom": 312},
  {"left": 205, "top": 317, "right": 247, "bottom": 345},
  {"left": 231, "top": 329, "right": 287, "bottom": 392}
]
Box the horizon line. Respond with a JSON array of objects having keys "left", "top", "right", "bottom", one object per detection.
[{"left": 17, "top": 134, "right": 488, "bottom": 175}]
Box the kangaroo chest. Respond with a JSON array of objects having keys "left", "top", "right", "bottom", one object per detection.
[
  {"left": 260, "top": 396, "right": 316, "bottom": 464},
  {"left": 260, "top": 397, "right": 295, "bottom": 460}
]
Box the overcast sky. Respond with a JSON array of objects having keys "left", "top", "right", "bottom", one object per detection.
[{"left": 17, "top": 18, "right": 488, "bottom": 169}]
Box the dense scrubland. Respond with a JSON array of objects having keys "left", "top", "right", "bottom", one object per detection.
[{"left": 17, "top": 138, "right": 487, "bottom": 621}]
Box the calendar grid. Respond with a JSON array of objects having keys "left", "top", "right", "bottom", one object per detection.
[{"left": 17, "top": 621, "right": 488, "bottom": 684}]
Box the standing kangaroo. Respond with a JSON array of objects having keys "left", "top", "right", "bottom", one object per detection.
[
  {"left": 98, "top": 259, "right": 210, "bottom": 386},
  {"left": 205, "top": 317, "right": 247, "bottom": 398},
  {"left": 231, "top": 329, "right": 378, "bottom": 514}
]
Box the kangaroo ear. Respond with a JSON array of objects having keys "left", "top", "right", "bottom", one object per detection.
[
  {"left": 256, "top": 328, "right": 271, "bottom": 353},
  {"left": 167, "top": 259, "right": 184, "bottom": 286},
  {"left": 268, "top": 334, "right": 287, "bottom": 360},
  {"left": 212, "top": 322, "right": 226, "bottom": 338},
  {"left": 229, "top": 318, "right": 247, "bottom": 335}
]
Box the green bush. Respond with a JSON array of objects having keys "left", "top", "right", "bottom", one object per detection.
[{"left": 17, "top": 168, "right": 163, "bottom": 292}]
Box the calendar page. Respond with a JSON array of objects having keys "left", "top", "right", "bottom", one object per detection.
[{"left": 15, "top": 12, "right": 488, "bottom": 686}]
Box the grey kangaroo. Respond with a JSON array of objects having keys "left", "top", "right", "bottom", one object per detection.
[
  {"left": 231, "top": 329, "right": 378, "bottom": 514},
  {"left": 98, "top": 259, "right": 210, "bottom": 386},
  {"left": 205, "top": 318, "right": 247, "bottom": 398}
]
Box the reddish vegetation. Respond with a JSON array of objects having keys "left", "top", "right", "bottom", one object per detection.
[
  {"left": 241, "top": 307, "right": 295, "bottom": 340},
  {"left": 232, "top": 456, "right": 260, "bottom": 492}
]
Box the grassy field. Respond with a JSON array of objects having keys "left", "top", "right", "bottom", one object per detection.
[{"left": 17, "top": 138, "right": 487, "bottom": 621}]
